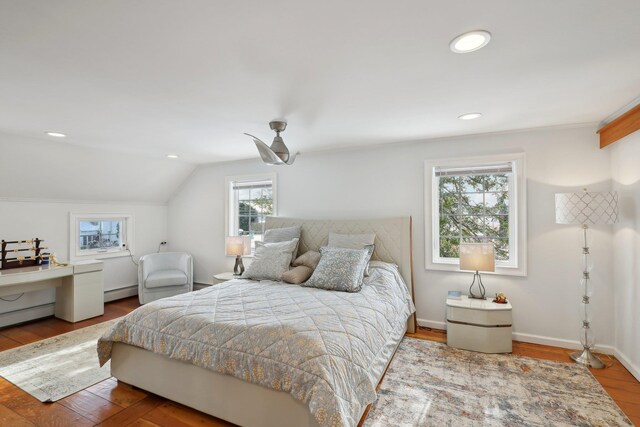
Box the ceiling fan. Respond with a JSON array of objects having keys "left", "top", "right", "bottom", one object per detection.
[{"left": 244, "top": 121, "right": 296, "bottom": 165}]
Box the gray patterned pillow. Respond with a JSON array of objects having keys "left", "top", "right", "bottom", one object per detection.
[
  {"left": 302, "top": 245, "right": 374, "bottom": 292},
  {"left": 327, "top": 232, "right": 376, "bottom": 276},
  {"left": 241, "top": 238, "right": 299, "bottom": 281},
  {"left": 264, "top": 226, "right": 302, "bottom": 261}
]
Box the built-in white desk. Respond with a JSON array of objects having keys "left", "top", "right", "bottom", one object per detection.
[{"left": 0, "top": 260, "right": 104, "bottom": 323}]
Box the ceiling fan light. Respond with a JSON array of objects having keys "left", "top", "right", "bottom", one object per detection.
[{"left": 270, "top": 136, "right": 290, "bottom": 163}]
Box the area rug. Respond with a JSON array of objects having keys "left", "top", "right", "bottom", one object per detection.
[
  {"left": 364, "top": 337, "right": 632, "bottom": 426},
  {"left": 0, "top": 318, "right": 119, "bottom": 402}
]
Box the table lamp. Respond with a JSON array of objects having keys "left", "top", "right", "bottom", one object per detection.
[
  {"left": 459, "top": 243, "right": 495, "bottom": 299},
  {"left": 225, "top": 236, "right": 251, "bottom": 276},
  {"left": 555, "top": 188, "right": 618, "bottom": 368}
]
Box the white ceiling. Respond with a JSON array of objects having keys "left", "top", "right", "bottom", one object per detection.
[{"left": 1, "top": 1, "right": 639, "bottom": 164}]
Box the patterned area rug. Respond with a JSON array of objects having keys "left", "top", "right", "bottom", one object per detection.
[
  {"left": 364, "top": 337, "right": 632, "bottom": 427},
  {"left": 0, "top": 319, "right": 118, "bottom": 402}
]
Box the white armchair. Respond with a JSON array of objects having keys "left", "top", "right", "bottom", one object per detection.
[{"left": 138, "top": 252, "right": 193, "bottom": 304}]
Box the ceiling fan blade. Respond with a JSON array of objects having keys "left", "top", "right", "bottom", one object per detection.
[
  {"left": 244, "top": 133, "right": 285, "bottom": 165},
  {"left": 283, "top": 152, "right": 296, "bottom": 165}
]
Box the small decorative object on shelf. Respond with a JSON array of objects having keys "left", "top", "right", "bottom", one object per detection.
[
  {"left": 493, "top": 292, "right": 508, "bottom": 304},
  {"left": 1, "top": 238, "right": 46, "bottom": 270}
]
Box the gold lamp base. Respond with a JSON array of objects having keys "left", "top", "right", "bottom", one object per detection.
[{"left": 570, "top": 348, "right": 605, "bottom": 369}]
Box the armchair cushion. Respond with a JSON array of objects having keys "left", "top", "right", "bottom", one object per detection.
[{"left": 145, "top": 269, "right": 189, "bottom": 289}]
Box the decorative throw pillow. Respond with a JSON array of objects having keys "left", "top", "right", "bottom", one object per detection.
[
  {"left": 241, "top": 238, "right": 299, "bottom": 281},
  {"left": 282, "top": 266, "right": 313, "bottom": 284},
  {"left": 292, "top": 250, "right": 322, "bottom": 270},
  {"left": 302, "top": 245, "right": 374, "bottom": 292},
  {"left": 264, "top": 226, "right": 302, "bottom": 262},
  {"left": 327, "top": 232, "right": 376, "bottom": 276}
]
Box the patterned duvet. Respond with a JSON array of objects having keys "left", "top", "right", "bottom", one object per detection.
[{"left": 98, "top": 261, "right": 415, "bottom": 427}]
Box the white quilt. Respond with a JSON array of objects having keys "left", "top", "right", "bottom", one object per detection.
[{"left": 98, "top": 261, "right": 415, "bottom": 427}]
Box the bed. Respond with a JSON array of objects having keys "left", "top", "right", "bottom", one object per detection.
[{"left": 98, "top": 216, "right": 416, "bottom": 427}]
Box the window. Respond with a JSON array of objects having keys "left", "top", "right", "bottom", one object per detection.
[
  {"left": 70, "top": 213, "right": 134, "bottom": 260},
  {"left": 425, "top": 154, "right": 526, "bottom": 276},
  {"left": 225, "top": 173, "right": 276, "bottom": 251}
]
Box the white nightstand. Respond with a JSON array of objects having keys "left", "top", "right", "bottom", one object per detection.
[
  {"left": 213, "top": 272, "right": 238, "bottom": 283},
  {"left": 446, "top": 295, "right": 513, "bottom": 354}
]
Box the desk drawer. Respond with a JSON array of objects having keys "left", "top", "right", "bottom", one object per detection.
[{"left": 447, "top": 306, "right": 512, "bottom": 326}]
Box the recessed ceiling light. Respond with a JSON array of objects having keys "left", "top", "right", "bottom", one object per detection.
[
  {"left": 458, "top": 113, "right": 483, "bottom": 120},
  {"left": 450, "top": 30, "right": 491, "bottom": 53},
  {"left": 166, "top": 154, "right": 179, "bottom": 159},
  {"left": 46, "top": 131, "right": 66, "bottom": 138}
]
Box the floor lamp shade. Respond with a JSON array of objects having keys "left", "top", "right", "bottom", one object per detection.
[
  {"left": 555, "top": 191, "right": 618, "bottom": 225},
  {"left": 554, "top": 189, "right": 618, "bottom": 369}
]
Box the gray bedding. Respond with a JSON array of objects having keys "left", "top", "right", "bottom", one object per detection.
[{"left": 98, "top": 261, "right": 415, "bottom": 427}]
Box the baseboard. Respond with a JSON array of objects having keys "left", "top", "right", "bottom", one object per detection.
[
  {"left": 104, "top": 285, "right": 138, "bottom": 302},
  {"left": 417, "top": 318, "right": 446, "bottom": 330},
  {"left": 0, "top": 303, "right": 54, "bottom": 328},
  {"left": 615, "top": 348, "right": 640, "bottom": 382},
  {"left": 416, "top": 318, "right": 616, "bottom": 355},
  {"left": 512, "top": 332, "right": 616, "bottom": 355}
]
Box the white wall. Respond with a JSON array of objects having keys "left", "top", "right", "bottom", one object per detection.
[
  {"left": 0, "top": 132, "right": 186, "bottom": 324},
  {"left": 0, "top": 199, "right": 167, "bottom": 323},
  {"left": 168, "top": 125, "right": 616, "bottom": 350},
  {"left": 611, "top": 131, "right": 640, "bottom": 380}
]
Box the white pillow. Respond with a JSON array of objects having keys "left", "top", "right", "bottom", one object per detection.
[{"left": 241, "top": 238, "right": 299, "bottom": 281}]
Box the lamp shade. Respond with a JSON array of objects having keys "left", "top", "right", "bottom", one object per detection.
[
  {"left": 225, "top": 236, "right": 251, "bottom": 256},
  {"left": 555, "top": 191, "right": 618, "bottom": 225},
  {"left": 459, "top": 243, "right": 495, "bottom": 272}
]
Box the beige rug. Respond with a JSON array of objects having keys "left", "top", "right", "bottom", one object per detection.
[
  {"left": 0, "top": 318, "right": 119, "bottom": 402},
  {"left": 364, "top": 337, "right": 632, "bottom": 426}
]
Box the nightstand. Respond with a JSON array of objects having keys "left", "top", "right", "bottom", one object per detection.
[
  {"left": 213, "top": 272, "right": 238, "bottom": 283},
  {"left": 446, "top": 295, "right": 512, "bottom": 353}
]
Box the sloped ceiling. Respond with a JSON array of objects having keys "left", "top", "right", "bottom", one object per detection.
[
  {"left": 0, "top": 132, "right": 195, "bottom": 203},
  {"left": 0, "top": 1, "right": 639, "bottom": 163}
]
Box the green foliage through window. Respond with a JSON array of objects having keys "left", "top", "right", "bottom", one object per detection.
[
  {"left": 234, "top": 185, "right": 273, "bottom": 240},
  {"left": 438, "top": 174, "right": 509, "bottom": 260}
]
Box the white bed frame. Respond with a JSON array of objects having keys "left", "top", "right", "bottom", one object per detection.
[{"left": 111, "top": 216, "right": 416, "bottom": 427}]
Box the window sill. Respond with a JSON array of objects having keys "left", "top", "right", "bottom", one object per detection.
[
  {"left": 72, "top": 251, "right": 132, "bottom": 262},
  {"left": 426, "top": 261, "right": 526, "bottom": 277}
]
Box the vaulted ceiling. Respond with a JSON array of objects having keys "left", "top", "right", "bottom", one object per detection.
[{"left": 1, "top": 1, "right": 639, "bottom": 163}]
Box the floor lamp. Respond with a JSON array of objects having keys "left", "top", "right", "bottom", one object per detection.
[{"left": 555, "top": 189, "right": 618, "bottom": 369}]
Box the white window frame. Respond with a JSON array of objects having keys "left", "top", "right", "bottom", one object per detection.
[
  {"left": 69, "top": 213, "right": 134, "bottom": 262},
  {"left": 424, "top": 153, "right": 527, "bottom": 276},
  {"left": 224, "top": 173, "right": 277, "bottom": 254}
]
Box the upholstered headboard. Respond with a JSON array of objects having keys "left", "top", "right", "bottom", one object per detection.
[{"left": 264, "top": 216, "right": 416, "bottom": 333}]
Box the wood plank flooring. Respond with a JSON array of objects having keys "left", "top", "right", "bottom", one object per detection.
[{"left": 0, "top": 297, "right": 637, "bottom": 426}]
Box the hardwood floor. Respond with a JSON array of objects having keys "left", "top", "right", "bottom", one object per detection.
[{"left": 0, "top": 297, "right": 637, "bottom": 426}]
